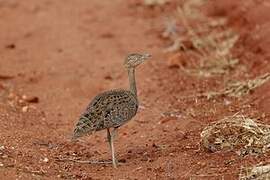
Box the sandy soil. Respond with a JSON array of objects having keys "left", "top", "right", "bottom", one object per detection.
[{"left": 0, "top": 0, "right": 269, "bottom": 179}]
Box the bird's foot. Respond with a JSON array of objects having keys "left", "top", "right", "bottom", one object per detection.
[
  {"left": 112, "top": 158, "right": 127, "bottom": 168},
  {"left": 112, "top": 159, "right": 118, "bottom": 168}
]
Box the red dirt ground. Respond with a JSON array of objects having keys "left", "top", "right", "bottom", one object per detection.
[{"left": 0, "top": 0, "right": 269, "bottom": 179}]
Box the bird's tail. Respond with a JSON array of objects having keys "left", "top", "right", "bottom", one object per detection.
[{"left": 72, "top": 116, "right": 93, "bottom": 141}]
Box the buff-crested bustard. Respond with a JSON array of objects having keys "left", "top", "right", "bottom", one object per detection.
[{"left": 72, "top": 53, "right": 151, "bottom": 168}]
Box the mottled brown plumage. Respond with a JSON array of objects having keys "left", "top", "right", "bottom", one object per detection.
[
  {"left": 73, "top": 90, "right": 138, "bottom": 138},
  {"left": 72, "top": 53, "right": 151, "bottom": 168}
]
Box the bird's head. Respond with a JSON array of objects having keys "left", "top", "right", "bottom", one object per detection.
[{"left": 124, "top": 53, "right": 151, "bottom": 69}]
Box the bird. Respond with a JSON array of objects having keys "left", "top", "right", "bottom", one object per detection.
[{"left": 72, "top": 53, "right": 151, "bottom": 168}]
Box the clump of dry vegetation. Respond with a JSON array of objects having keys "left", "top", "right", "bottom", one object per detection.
[
  {"left": 239, "top": 164, "right": 270, "bottom": 180},
  {"left": 201, "top": 114, "right": 270, "bottom": 156},
  {"left": 196, "top": 73, "right": 270, "bottom": 99},
  {"left": 178, "top": 73, "right": 270, "bottom": 100},
  {"left": 164, "top": 0, "right": 239, "bottom": 77},
  {"left": 223, "top": 73, "right": 270, "bottom": 98}
]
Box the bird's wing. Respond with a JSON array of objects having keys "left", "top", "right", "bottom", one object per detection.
[
  {"left": 102, "top": 92, "right": 138, "bottom": 128},
  {"left": 86, "top": 89, "right": 127, "bottom": 111},
  {"left": 75, "top": 89, "right": 138, "bottom": 136}
]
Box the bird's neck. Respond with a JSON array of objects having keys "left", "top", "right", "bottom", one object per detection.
[{"left": 127, "top": 68, "right": 137, "bottom": 97}]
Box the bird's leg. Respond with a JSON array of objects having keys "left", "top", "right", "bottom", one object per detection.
[
  {"left": 111, "top": 128, "right": 118, "bottom": 167},
  {"left": 107, "top": 128, "right": 118, "bottom": 168}
]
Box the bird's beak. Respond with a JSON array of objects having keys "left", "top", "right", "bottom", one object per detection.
[{"left": 143, "top": 53, "right": 151, "bottom": 60}]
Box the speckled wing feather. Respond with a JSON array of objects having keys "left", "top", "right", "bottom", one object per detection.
[{"left": 73, "top": 89, "right": 138, "bottom": 138}]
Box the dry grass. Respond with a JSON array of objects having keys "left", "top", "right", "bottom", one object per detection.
[
  {"left": 164, "top": 0, "right": 239, "bottom": 77},
  {"left": 201, "top": 114, "right": 270, "bottom": 156},
  {"left": 188, "top": 164, "right": 270, "bottom": 180},
  {"left": 179, "top": 73, "right": 270, "bottom": 100},
  {"left": 205, "top": 73, "right": 269, "bottom": 99},
  {"left": 239, "top": 164, "right": 270, "bottom": 180},
  {"left": 223, "top": 73, "right": 270, "bottom": 98},
  {"left": 143, "top": 0, "right": 168, "bottom": 6}
]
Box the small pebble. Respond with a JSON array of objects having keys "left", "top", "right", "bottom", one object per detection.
[
  {"left": 224, "top": 99, "right": 231, "bottom": 105},
  {"left": 197, "top": 162, "right": 206, "bottom": 167},
  {"left": 5, "top": 44, "right": 16, "bottom": 49},
  {"left": 43, "top": 157, "right": 49, "bottom": 163},
  {"left": 119, "top": 159, "right": 126, "bottom": 163},
  {"left": 22, "top": 95, "right": 39, "bottom": 103},
  {"left": 167, "top": 53, "right": 181, "bottom": 69},
  {"left": 135, "top": 166, "right": 142, "bottom": 171},
  {"left": 22, "top": 106, "right": 29, "bottom": 113},
  {"left": 22, "top": 95, "right": 27, "bottom": 100},
  {"left": 104, "top": 75, "right": 113, "bottom": 80}
]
